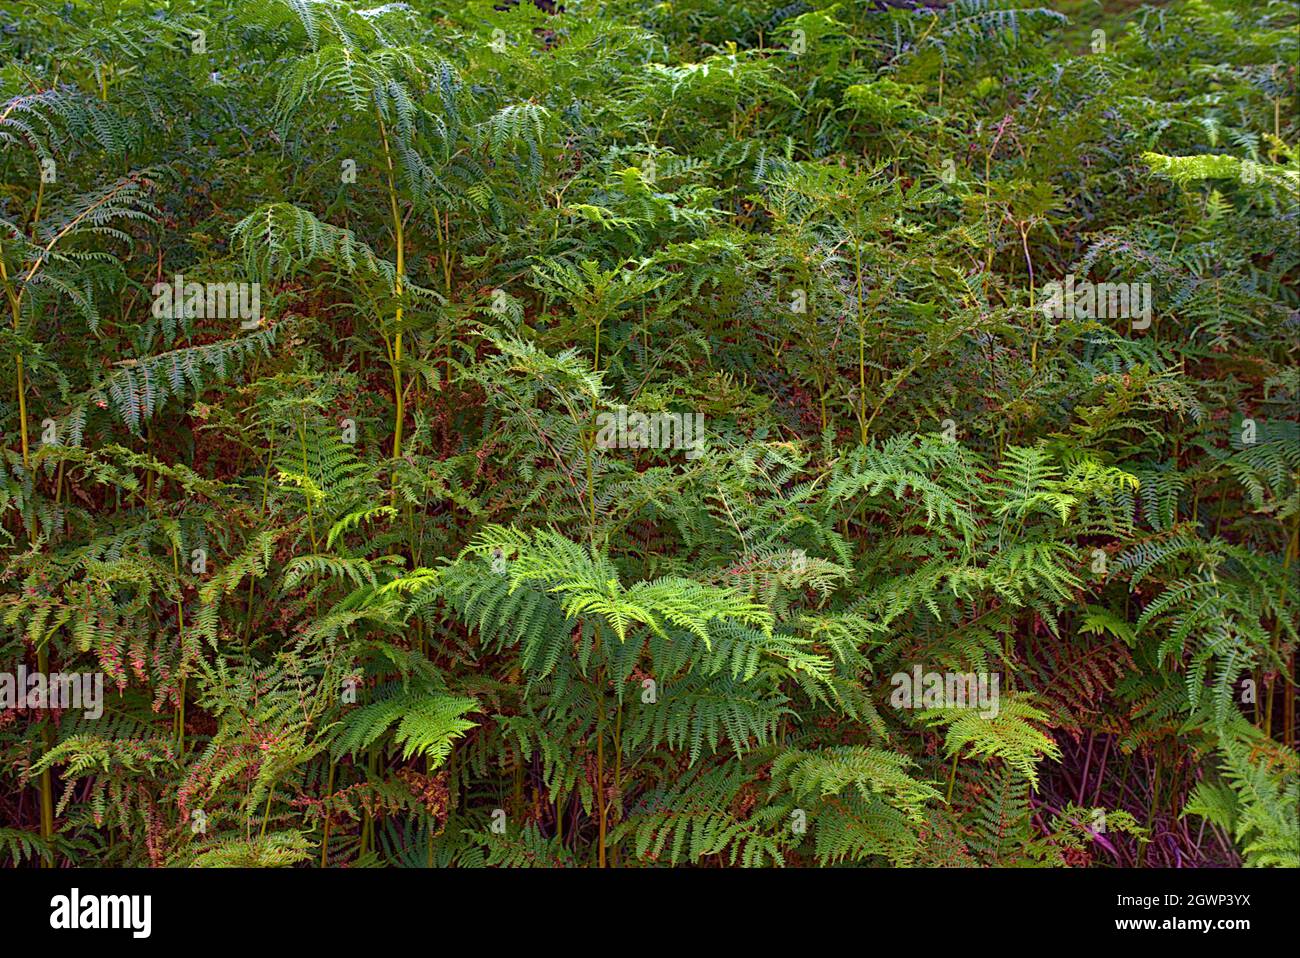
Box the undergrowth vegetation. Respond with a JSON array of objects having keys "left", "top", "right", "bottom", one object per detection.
[{"left": 0, "top": 0, "right": 1296, "bottom": 868}]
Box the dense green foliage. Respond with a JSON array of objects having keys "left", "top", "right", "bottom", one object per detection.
[{"left": 1, "top": 0, "right": 1296, "bottom": 868}]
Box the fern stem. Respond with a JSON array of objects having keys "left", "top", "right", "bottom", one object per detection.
[
  {"left": 7, "top": 244, "right": 48, "bottom": 857},
  {"left": 172, "top": 543, "right": 187, "bottom": 757},
  {"left": 36, "top": 643, "right": 54, "bottom": 865},
  {"left": 29, "top": 175, "right": 44, "bottom": 241},
  {"left": 1, "top": 256, "right": 31, "bottom": 471},
  {"left": 375, "top": 106, "right": 406, "bottom": 464},
  {"left": 259, "top": 786, "right": 275, "bottom": 842},
  {"left": 596, "top": 726, "right": 606, "bottom": 868},
  {"left": 244, "top": 434, "right": 276, "bottom": 647},
  {"left": 14, "top": 352, "right": 29, "bottom": 468},
  {"left": 855, "top": 244, "right": 866, "bottom": 444},
  {"left": 945, "top": 748, "right": 960, "bottom": 804},
  {"left": 442, "top": 210, "right": 453, "bottom": 397},
  {"left": 612, "top": 701, "right": 623, "bottom": 868},
  {"left": 1021, "top": 221, "right": 1037, "bottom": 371},
  {"left": 594, "top": 626, "right": 607, "bottom": 868},
  {"left": 321, "top": 758, "right": 335, "bottom": 868},
  {"left": 298, "top": 416, "right": 319, "bottom": 551}
]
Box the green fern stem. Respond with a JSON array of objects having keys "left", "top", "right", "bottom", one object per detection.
[
  {"left": 1021, "top": 221, "right": 1037, "bottom": 371},
  {"left": 244, "top": 434, "right": 276, "bottom": 647},
  {"left": 856, "top": 244, "right": 866, "bottom": 445},
  {"left": 0, "top": 255, "right": 31, "bottom": 471},
  {"left": 1268, "top": 512, "right": 1300, "bottom": 742},
  {"left": 945, "top": 748, "right": 960, "bottom": 804},
  {"left": 440, "top": 210, "right": 453, "bottom": 396},
  {"left": 259, "top": 786, "right": 275, "bottom": 842},
  {"left": 375, "top": 107, "right": 406, "bottom": 464},
  {"left": 3, "top": 251, "right": 49, "bottom": 858},
  {"left": 172, "top": 543, "right": 187, "bottom": 757},
  {"left": 36, "top": 644, "right": 54, "bottom": 864},
  {"left": 298, "top": 417, "right": 319, "bottom": 551},
  {"left": 593, "top": 626, "right": 607, "bottom": 868},
  {"left": 321, "top": 758, "right": 335, "bottom": 868},
  {"left": 612, "top": 701, "right": 623, "bottom": 868}
]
